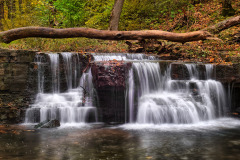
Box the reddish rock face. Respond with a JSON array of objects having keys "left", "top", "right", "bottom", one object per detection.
[
  {"left": 91, "top": 61, "right": 131, "bottom": 89},
  {"left": 91, "top": 61, "right": 131, "bottom": 123}
]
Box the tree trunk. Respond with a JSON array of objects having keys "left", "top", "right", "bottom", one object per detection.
[
  {"left": 222, "top": 0, "right": 235, "bottom": 16},
  {"left": 109, "top": 0, "right": 125, "bottom": 31},
  {"left": 203, "top": 15, "right": 240, "bottom": 34},
  {"left": 0, "top": 0, "right": 4, "bottom": 30},
  {"left": 1, "top": 15, "right": 240, "bottom": 44},
  {"left": 0, "top": 27, "right": 214, "bottom": 43}
]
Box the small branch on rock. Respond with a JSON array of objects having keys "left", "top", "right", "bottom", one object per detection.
[
  {"left": 79, "top": 86, "right": 88, "bottom": 106},
  {"left": 82, "top": 56, "right": 92, "bottom": 73}
]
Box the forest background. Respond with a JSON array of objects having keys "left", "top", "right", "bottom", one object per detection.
[{"left": 0, "top": 0, "right": 239, "bottom": 63}]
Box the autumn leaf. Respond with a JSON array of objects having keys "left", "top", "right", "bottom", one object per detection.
[
  {"left": 146, "top": 156, "right": 153, "bottom": 159},
  {"left": 34, "top": 64, "right": 38, "bottom": 69},
  {"left": 209, "top": 58, "right": 215, "bottom": 63}
]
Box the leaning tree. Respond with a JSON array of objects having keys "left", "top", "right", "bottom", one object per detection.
[{"left": 109, "top": 0, "right": 125, "bottom": 31}]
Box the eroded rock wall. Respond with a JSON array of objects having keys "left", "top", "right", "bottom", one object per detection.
[
  {"left": 0, "top": 49, "right": 37, "bottom": 123},
  {"left": 91, "top": 61, "right": 131, "bottom": 123},
  {"left": 0, "top": 49, "right": 90, "bottom": 124}
]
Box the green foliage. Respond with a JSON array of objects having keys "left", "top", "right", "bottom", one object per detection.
[
  {"left": 35, "top": 0, "right": 55, "bottom": 27},
  {"left": 35, "top": 0, "right": 113, "bottom": 29},
  {"left": 84, "top": 0, "right": 114, "bottom": 29},
  {"left": 1, "top": 0, "right": 40, "bottom": 30},
  {"left": 120, "top": 0, "right": 194, "bottom": 30},
  {"left": 0, "top": 38, "right": 128, "bottom": 53},
  {"left": 0, "top": 0, "right": 221, "bottom": 31},
  {"left": 1, "top": 0, "right": 239, "bottom": 54},
  {"left": 53, "top": 0, "right": 86, "bottom": 27},
  {"left": 36, "top": 0, "right": 86, "bottom": 27}
]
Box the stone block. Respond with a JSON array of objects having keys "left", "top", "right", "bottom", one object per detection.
[
  {"left": 91, "top": 62, "right": 131, "bottom": 89},
  {"left": 0, "top": 79, "right": 8, "bottom": 91},
  {"left": 0, "top": 114, "right": 7, "bottom": 120},
  {"left": 215, "top": 64, "right": 235, "bottom": 83},
  {"left": 15, "top": 50, "right": 36, "bottom": 63},
  {"left": 0, "top": 49, "right": 11, "bottom": 57},
  {"left": 11, "top": 64, "right": 29, "bottom": 76},
  {"left": 0, "top": 68, "right": 4, "bottom": 76},
  {"left": 171, "top": 63, "right": 189, "bottom": 80}
]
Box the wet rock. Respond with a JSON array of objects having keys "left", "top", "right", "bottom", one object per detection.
[
  {"left": 41, "top": 120, "right": 60, "bottom": 128},
  {"left": 235, "top": 107, "right": 240, "bottom": 113},
  {"left": 91, "top": 61, "right": 131, "bottom": 89},
  {"left": 34, "top": 120, "right": 49, "bottom": 129},
  {"left": 170, "top": 63, "right": 189, "bottom": 80},
  {"left": 0, "top": 49, "right": 37, "bottom": 124},
  {"left": 34, "top": 119, "right": 60, "bottom": 128},
  {"left": 215, "top": 64, "right": 235, "bottom": 83},
  {"left": 91, "top": 61, "right": 131, "bottom": 123},
  {"left": 0, "top": 114, "right": 7, "bottom": 120},
  {"left": 192, "top": 95, "right": 202, "bottom": 102}
]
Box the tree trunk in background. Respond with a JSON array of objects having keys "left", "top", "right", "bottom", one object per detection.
[
  {"left": 222, "top": 0, "right": 235, "bottom": 17},
  {"left": 109, "top": 0, "right": 125, "bottom": 31},
  {"left": 0, "top": 0, "right": 4, "bottom": 30}
]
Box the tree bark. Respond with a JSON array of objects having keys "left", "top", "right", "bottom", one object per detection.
[
  {"left": 203, "top": 15, "right": 240, "bottom": 34},
  {"left": 0, "top": 27, "right": 214, "bottom": 44},
  {"left": 1, "top": 15, "right": 240, "bottom": 44},
  {"left": 109, "top": 0, "right": 125, "bottom": 31},
  {"left": 221, "top": 0, "right": 235, "bottom": 16},
  {"left": 0, "top": 0, "right": 4, "bottom": 30}
]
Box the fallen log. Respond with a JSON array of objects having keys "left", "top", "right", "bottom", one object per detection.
[
  {"left": 203, "top": 15, "right": 240, "bottom": 34},
  {"left": 1, "top": 15, "right": 240, "bottom": 44},
  {"left": 0, "top": 27, "right": 214, "bottom": 44}
]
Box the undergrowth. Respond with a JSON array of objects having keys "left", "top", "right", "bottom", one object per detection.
[{"left": 0, "top": 0, "right": 239, "bottom": 64}]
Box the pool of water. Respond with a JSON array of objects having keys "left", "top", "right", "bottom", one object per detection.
[{"left": 1, "top": 118, "right": 240, "bottom": 160}]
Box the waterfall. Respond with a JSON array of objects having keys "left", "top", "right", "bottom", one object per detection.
[
  {"left": 61, "top": 52, "right": 73, "bottom": 90},
  {"left": 25, "top": 52, "right": 229, "bottom": 125},
  {"left": 205, "top": 64, "right": 214, "bottom": 80},
  {"left": 127, "top": 68, "right": 135, "bottom": 123},
  {"left": 48, "top": 54, "right": 60, "bottom": 93},
  {"left": 61, "top": 52, "right": 82, "bottom": 89},
  {"left": 127, "top": 62, "right": 227, "bottom": 124},
  {"left": 79, "top": 69, "right": 95, "bottom": 107},
  {"left": 35, "top": 54, "right": 45, "bottom": 93},
  {"left": 25, "top": 53, "right": 97, "bottom": 124},
  {"left": 92, "top": 53, "right": 157, "bottom": 61}
]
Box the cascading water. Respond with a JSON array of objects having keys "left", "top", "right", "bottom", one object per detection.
[
  {"left": 61, "top": 52, "right": 73, "bottom": 90},
  {"left": 48, "top": 54, "right": 60, "bottom": 93},
  {"left": 127, "top": 62, "right": 227, "bottom": 124},
  {"left": 92, "top": 53, "right": 157, "bottom": 61},
  {"left": 79, "top": 69, "right": 95, "bottom": 107},
  {"left": 35, "top": 54, "right": 45, "bottom": 93},
  {"left": 25, "top": 53, "right": 97, "bottom": 124},
  {"left": 25, "top": 52, "right": 230, "bottom": 126}
]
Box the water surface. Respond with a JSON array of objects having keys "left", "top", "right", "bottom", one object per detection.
[{"left": 1, "top": 118, "right": 240, "bottom": 160}]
